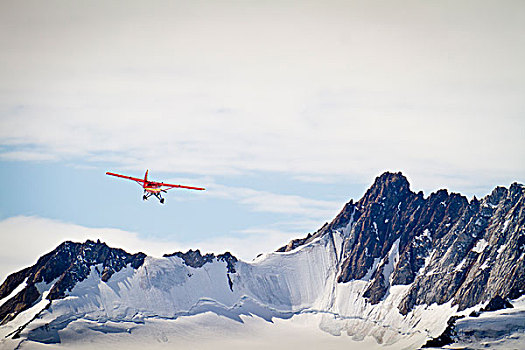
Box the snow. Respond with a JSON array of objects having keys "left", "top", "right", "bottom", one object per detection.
[
  {"left": 454, "top": 258, "right": 467, "bottom": 272},
  {"left": 418, "top": 249, "right": 435, "bottom": 276},
  {"left": 414, "top": 229, "right": 432, "bottom": 244},
  {"left": 483, "top": 202, "right": 498, "bottom": 209},
  {"left": 11, "top": 313, "right": 385, "bottom": 350},
  {"left": 339, "top": 208, "right": 355, "bottom": 238},
  {"left": 0, "top": 277, "right": 27, "bottom": 308},
  {"left": 0, "top": 291, "right": 52, "bottom": 347},
  {"left": 502, "top": 218, "right": 511, "bottom": 233},
  {"left": 0, "top": 232, "right": 468, "bottom": 349},
  {"left": 362, "top": 257, "right": 381, "bottom": 281},
  {"left": 382, "top": 239, "right": 400, "bottom": 285},
  {"left": 441, "top": 296, "right": 525, "bottom": 349},
  {"left": 472, "top": 239, "right": 489, "bottom": 253},
  {"left": 479, "top": 260, "right": 490, "bottom": 270}
]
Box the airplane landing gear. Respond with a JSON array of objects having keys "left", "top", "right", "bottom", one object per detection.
[{"left": 143, "top": 190, "right": 166, "bottom": 204}]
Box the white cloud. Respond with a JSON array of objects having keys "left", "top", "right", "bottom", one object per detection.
[
  {"left": 0, "top": 216, "right": 307, "bottom": 283},
  {"left": 0, "top": 1, "right": 524, "bottom": 193},
  {"left": 0, "top": 216, "right": 170, "bottom": 283},
  {"left": 201, "top": 182, "right": 342, "bottom": 219},
  {"left": 0, "top": 150, "right": 58, "bottom": 162}
]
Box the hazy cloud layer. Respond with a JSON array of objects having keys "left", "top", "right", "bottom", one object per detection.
[
  {"left": 1, "top": 1, "right": 524, "bottom": 193},
  {"left": 202, "top": 182, "right": 342, "bottom": 218}
]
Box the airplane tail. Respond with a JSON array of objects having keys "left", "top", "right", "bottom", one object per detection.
[{"left": 144, "top": 170, "right": 148, "bottom": 187}]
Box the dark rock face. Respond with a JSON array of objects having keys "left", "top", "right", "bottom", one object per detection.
[
  {"left": 276, "top": 233, "right": 314, "bottom": 253},
  {"left": 0, "top": 240, "right": 146, "bottom": 325},
  {"left": 163, "top": 250, "right": 238, "bottom": 274},
  {"left": 481, "top": 295, "right": 513, "bottom": 312},
  {"left": 279, "top": 172, "right": 525, "bottom": 313},
  {"left": 422, "top": 315, "right": 464, "bottom": 348},
  {"left": 164, "top": 249, "right": 215, "bottom": 268},
  {"left": 336, "top": 172, "right": 472, "bottom": 306},
  {"left": 399, "top": 183, "right": 525, "bottom": 314},
  {"left": 217, "top": 252, "right": 238, "bottom": 274}
]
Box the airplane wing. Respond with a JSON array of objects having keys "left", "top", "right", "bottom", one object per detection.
[
  {"left": 106, "top": 172, "right": 145, "bottom": 185},
  {"left": 158, "top": 182, "right": 205, "bottom": 191}
]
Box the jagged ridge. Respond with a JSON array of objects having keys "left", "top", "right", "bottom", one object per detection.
[
  {"left": 280, "top": 171, "right": 525, "bottom": 313},
  {"left": 0, "top": 171, "right": 523, "bottom": 348},
  {"left": 0, "top": 240, "right": 146, "bottom": 324}
]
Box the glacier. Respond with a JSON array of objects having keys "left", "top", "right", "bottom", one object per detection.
[{"left": 0, "top": 231, "right": 454, "bottom": 349}]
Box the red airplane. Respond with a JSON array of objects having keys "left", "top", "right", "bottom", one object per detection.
[{"left": 106, "top": 170, "right": 205, "bottom": 204}]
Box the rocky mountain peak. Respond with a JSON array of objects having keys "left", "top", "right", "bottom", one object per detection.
[
  {"left": 359, "top": 171, "right": 411, "bottom": 205},
  {"left": 0, "top": 240, "right": 146, "bottom": 325},
  {"left": 0, "top": 173, "right": 523, "bottom": 349},
  {"left": 164, "top": 249, "right": 215, "bottom": 268},
  {"left": 278, "top": 172, "right": 524, "bottom": 313}
]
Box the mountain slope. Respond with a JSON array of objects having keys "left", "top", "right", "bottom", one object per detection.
[{"left": 0, "top": 172, "right": 523, "bottom": 349}]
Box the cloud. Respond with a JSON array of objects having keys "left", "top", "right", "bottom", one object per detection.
[
  {"left": 0, "top": 150, "right": 58, "bottom": 162},
  {"left": 0, "top": 216, "right": 307, "bottom": 283},
  {"left": 0, "top": 0, "right": 524, "bottom": 193},
  {"left": 202, "top": 182, "right": 342, "bottom": 219}
]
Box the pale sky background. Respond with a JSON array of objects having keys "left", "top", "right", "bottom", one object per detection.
[{"left": 0, "top": 0, "right": 524, "bottom": 281}]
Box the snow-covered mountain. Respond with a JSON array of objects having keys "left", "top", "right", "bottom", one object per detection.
[{"left": 1, "top": 172, "right": 524, "bottom": 349}]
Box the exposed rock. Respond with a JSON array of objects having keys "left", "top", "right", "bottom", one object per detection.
[
  {"left": 0, "top": 240, "right": 146, "bottom": 324},
  {"left": 399, "top": 182, "right": 525, "bottom": 313},
  {"left": 164, "top": 250, "right": 238, "bottom": 274},
  {"left": 422, "top": 315, "right": 464, "bottom": 348},
  {"left": 217, "top": 252, "right": 238, "bottom": 274},
  {"left": 164, "top": 249, "right": 215, "bottom": 268},
  {"left": 276, "top": 233, "right": 313, "bottom": 253},
  {"left": 481, "top": 295, "right": 513, "bottom": 312},
  {"left": 277, "top": 199, "right": 358, "bottom": 253},
  {"left": 277, "top": 171, "right": 525, "bottom": 313}
]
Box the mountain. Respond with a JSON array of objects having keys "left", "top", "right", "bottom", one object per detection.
[{"left": 0, "top": 172, "right": 523, "bottom": 349}]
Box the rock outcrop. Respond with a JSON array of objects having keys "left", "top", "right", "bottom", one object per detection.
[
  {"left": 280, "top": 172, "right": 525, "bottom": 312},
  {"left": 0, "top": 240, "right": 145, "bottom": 324}
]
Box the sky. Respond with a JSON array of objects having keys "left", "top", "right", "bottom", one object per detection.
[{"left": 0, "top": 0, "right": 524, "bottom": 281}]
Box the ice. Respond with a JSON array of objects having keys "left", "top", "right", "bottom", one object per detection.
[
  {"left": 472, "top": 239, "right": 489, "bottom": 253},
  {"left": 502, "top": 218, "right": 511, "bottom": 233},
  {"left": 0, "top": 277, "right": 27, "bottom": 308},
  {"left": 447, "top": 296, "right": 525, "bottom": 349},
  {"left": 382, "top": 239, "right": 400, "bottom": 284},
  {"left": 0, "top": 291, "right": 51, "bottom": 345},
  {"left": 454, "top": 258, "right": 467, "bottom": 272},
  {"left": 0, "top": 231, "right": 481, "bottom": 349}
]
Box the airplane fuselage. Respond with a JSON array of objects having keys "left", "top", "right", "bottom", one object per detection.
[{"left": 144, "top": 183, "right": 162, "bottom": 193}]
